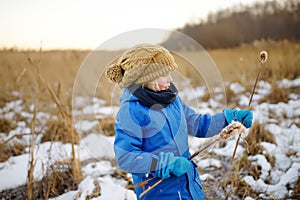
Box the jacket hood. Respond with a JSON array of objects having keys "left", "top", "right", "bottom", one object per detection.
[{"left": 120, "top": 88, "right": 139, "bottom": 104}]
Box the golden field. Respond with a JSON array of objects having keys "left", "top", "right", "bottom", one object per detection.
[
  {"left": 1, "top": 40, "right": 299, "bottom": 103},
  {"left": 0, "top": 40, "right": 299, "bottom": 199}
]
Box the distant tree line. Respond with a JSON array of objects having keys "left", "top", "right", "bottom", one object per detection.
[{"left": 163, "top": 0, "right": 300, "bottom": 49}]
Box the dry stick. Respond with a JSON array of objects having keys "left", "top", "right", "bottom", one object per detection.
[
  {"left": 134, "top": 178, "right": 155, "bottom": 188},
  {"left": 25, "top": 43, "right": 81, "bottom": 198},
  {"left": 139, "top": 137, "right": 220, "bottom": 198},
  {"left": 27, "top": 42, "right": 42, "bottom": 200},
  {"left": 138, "top": 122, "right": 246, "bottom": 198},
  {"left": 230, "top": 69, "right": 260, "bottom": 165},
  {"left": 139, "top": 179, "right": 164, "bottom": 198},
  {"left": 40, "top": 73, "right": 83, "bottom": 183},
  {"left": 189, "top": 137, "right": 221, "bottom": 161},
  {"left": 0, "top": 133, "right": 31, "bottom": 149},
  {"left": 56, "top": 82, "right": 61, "bottom": 100},
  {"left": 40, "top": 77, "right": 82, "bottom": 182},
  {"left": 135, "top": 138, "right": 219, "bottom": 190},
  {"left": 230, "top": 51, "right": 268, "bottom": 165},
  {"left": 16, "top": 67, "right": 27, "bottom": 83}
]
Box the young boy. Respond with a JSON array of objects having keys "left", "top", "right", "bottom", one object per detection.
[{"left": 105, "top": 44, "right": 252, "bottom": 200}]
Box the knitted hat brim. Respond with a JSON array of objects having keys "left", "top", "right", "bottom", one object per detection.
[
  {"left": 119, "top": 62, "right": 178, "bottom": 88},
  {"left": 135, "top": 63, "right": 177, "bottom": 84}
]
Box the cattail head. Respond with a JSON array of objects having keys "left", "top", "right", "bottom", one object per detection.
[
  {"left": 219, "top": 121, "right": 246, "bottom": 140},
  {"left": 259, "top": 51, "right": 268, "bottom": 63}
]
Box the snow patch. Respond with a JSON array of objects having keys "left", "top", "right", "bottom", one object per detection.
[
  {"left": 229, "top": 82, "right": 245, "bottom": 94},
  {"left": 80, "top": 133, "right": 115, "bottom": 160},
  {"left": 213, "top": 137, "right": 245, "bottom": 157},
  {"left": 277, "top": 77, "right": 300, "bottom": 88},
  {"left": 197, "top": 158, "right": 222, "bottom": 169},
  {"left": 248, "top": 154, "right": 271, "bottom": 180}
]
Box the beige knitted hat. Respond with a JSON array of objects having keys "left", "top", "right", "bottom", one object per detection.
[{"left": 105, "top": 44, "right": 178, "bottom": 88}]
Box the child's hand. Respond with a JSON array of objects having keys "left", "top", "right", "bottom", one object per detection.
[
  {"left": 223, "top": 108, "right": 253, "bottom": 128},
  {"left": 156, "top": 152, "right": 191, "bottom": 180}
]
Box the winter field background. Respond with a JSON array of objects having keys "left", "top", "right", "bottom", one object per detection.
[{"left": 0, "top": 40, "right": 299, "bottom": 199}]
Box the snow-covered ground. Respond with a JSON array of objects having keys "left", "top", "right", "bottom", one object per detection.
[{"left": 0, "top": 77, "right": 299, "bottom": 199}]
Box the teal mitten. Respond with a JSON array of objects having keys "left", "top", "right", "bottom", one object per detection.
[
  {"left": 156, "top": 152, "right": 191, "bottom": 180},
  {"left": 223, "top": 108, "right": 253, "bottom": 128}
]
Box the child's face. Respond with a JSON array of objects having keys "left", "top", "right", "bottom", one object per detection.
[
  {"left": 143, "top": 73, "right": 173, "bottom": 91},
  {"left": 155, "top": 73, "right": 173, "bottom": 91}
]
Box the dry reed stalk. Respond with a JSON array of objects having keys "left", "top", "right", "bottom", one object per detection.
[
  {"left": 16, "top": 67, "right": 27, "bottom": 83},
  {"left": 56, "top": 82, "right": 61, "bottom": 100},
  {"left": 25, "top": 42, "right": 82, "bottom": 199},
  {"left": 137, "top": 122, "right": 246, "bottom": 198},
  {"left": 40, "top": 77, "right": 82, "bottom": 183},
  {"left": 0, "top": 133, "right": 31, "bottom": 149},
  {"left": 230, "top": 50, "right": 268, "bottom": 165},
  {"left": 27, "top": 42, "right": 42, "bottom": 200}
]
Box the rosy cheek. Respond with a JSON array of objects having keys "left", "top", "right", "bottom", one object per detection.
[
  {"left": 157, "top": 80, "right": 166, "bottom": 86},
  {"left": 158, "top": 84, "right": 165, "bottom": 90},
  {"left": 158, "top": 82, "right": 169, "bottom": 90}
]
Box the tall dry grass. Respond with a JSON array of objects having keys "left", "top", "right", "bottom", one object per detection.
[
  {"left": 0, "top": 47, "right": 84, "bottom": 199},
  {"left": 2, "top": 40, "right": 299, "bottom": 103},
  {"left": 0, "top": 50, "right": 88, "bottom": 100},
  {"left": 209, "top": 40, "right": 300, "bottom": 83},
  {"left": 0, "top": 40, "right": 299, "bottom": 198}
]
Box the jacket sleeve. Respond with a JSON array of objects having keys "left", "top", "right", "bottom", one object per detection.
[
  {"left": 179, "top": 98, "right": 226, "bottom": 138},
  {"left": 114, "top": 102, "right": 159, "bottom": 174}
]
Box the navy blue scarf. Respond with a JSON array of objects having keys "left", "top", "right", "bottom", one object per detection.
[{"left": 128, "top": 83, "right": 178, "bottom": 110}]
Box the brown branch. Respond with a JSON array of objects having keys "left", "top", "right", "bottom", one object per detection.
[
  {"left": 16, "top": 67, "right": 27, "bottom": 83},
  {"left": 39, "top": 70, "right": 82, "bottom": 183},
  {"left": 137, "top": 122, "right": 245, "bottom": 198},
  {"left": 27, "top": 41, "right": 42, "bottom": 200},
  {"left": 0, "top": 133, "right": 31, "bottom": 149},
  {"left": 230, "top": 51, "right": 268, "bottom": 165}
]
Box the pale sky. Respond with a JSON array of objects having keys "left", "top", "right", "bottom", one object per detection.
[{"left": 0, "top": 0, "right": 259, "bottom": 50}]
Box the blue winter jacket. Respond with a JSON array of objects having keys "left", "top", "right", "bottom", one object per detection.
[{"left": 114, "top": 88, "right": 225, "bottom": 200}]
